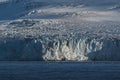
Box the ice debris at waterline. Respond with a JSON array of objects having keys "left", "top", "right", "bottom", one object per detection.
[{"left": 0, "top": 34, "right": 120, "bottom": 61}]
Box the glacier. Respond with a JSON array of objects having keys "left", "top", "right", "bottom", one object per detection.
[{"left": 0, "top": 0, "right": 120, "bottom": 61}]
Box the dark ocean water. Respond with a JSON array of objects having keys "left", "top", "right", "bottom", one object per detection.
[{"left": 0, "top": 61, "right": 120, "bottom": 80}]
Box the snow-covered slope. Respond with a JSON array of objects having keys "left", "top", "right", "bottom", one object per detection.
[{"left": 0, "top": 0, "right": 120, "bottom": 61}]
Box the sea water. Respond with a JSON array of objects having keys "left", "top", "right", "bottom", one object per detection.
[{"left": 0, "top": 61, "right": 120, "bottom": 80}]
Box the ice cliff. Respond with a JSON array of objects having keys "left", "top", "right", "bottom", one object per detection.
[{"left": 0, "top": 34, "right": 120, "bottom": 61}]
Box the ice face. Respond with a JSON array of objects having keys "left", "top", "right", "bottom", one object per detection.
[{"left": 0, "top": 34, "right": 119, "bottom": 61}]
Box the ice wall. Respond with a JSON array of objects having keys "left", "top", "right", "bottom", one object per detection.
[{"left": 0, "top": 35, "right": 120, "bottom": 61}]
